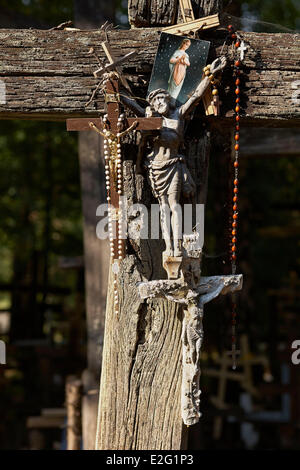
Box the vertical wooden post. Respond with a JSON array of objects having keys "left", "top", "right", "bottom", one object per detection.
[{"left": 66, "top": 376, "right": 83, "bottom": 450}]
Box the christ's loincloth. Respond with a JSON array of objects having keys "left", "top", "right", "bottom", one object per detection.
[{"left": 145, "top": 156, "right": 195, "bottom": 199}]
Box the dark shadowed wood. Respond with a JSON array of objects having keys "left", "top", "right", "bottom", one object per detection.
[
  {"left": 0, "top": 29, "right": 299, "bottom": 125},
  {"left": 78, "top": 129, "right": 110, "bottom": 449},
  {"left": 128, "top": 0, "right": 223, "bottom": 26},
  {"left": 128, "top": 0, "right": 178, "bottom": 27},
  {"left": 74, "top": 0, "right": 114, "bottom": 450}
]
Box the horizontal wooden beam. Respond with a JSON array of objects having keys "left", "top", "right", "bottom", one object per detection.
[
  {"left": 67, "top": 117, "right": 163, "bottom": 131},
  {"left": 0, "top": 28, "right": 299, "bottom": 126}
]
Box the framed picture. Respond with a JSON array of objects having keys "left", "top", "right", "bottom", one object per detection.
[{"left": 147, "top": 32, "right": 210, "bottom": 105}]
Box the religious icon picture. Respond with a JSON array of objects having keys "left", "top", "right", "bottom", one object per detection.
[{"left": 147, "top": 32, "right": 210, "bottom": 105}]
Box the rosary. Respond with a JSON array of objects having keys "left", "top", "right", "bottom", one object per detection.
[{"left": 227, "top": 24, "right": 248, "bottom": 369}]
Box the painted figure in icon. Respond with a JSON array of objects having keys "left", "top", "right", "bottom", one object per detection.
[{"left": 167, "top": 39, "right": 191, "bottom": 100}]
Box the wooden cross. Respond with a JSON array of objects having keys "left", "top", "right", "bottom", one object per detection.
[
  {"left": 93, "top": 41, "right": 137, "bottom": 92},
  {"left": 179, "top": 0, "right": 195, "bottom": 23},
  {"left": 67, "top": 77, "right": 162, "bottom": 261},
  {"left": 227, "top": 345, "right": 241, "bottom": 370}
]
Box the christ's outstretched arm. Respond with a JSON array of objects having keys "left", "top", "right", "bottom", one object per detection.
[
  {"left": 120, "top": 93, "right": 146, "bottom": 117},
  {"left": 179, "top": 56, "right": 226, "bottom": 118}
]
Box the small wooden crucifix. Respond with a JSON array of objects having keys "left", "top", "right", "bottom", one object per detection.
[
  {"left": 67, "top": 77, "right": 162, "bottom": 262},
  {"left": 93, "top": 40, "right": 136, "bottom": 92}
]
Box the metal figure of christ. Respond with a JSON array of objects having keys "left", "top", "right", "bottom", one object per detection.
[{"left": 122, "top": 56, "right": 227, "bottom": 258}]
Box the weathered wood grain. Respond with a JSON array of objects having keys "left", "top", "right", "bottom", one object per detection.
[
  {"left": 128, "top": 0, "right": 178, "bottom": 27},
  {"left": 0, "top": 29, "right": 299, "bottom": 125}
]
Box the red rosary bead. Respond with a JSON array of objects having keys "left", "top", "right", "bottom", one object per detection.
[
  {"left": 236, "top": 97, "right": 240, "bottom": 103},
  {"left": 235, "top": 134, "right": 239, "bottom": 141},
  {"left": 235, "top": 41, "right": 240, "bottom": 48},
  {"left": 235, "top": 60, "right": 241, "bottom": 67},
  {"left": 236, "top": 115, "right": 240, "bottom": 121},
  {"left": 233, "top": 195, "right": 238, "bottom": 202},
  {"left": 235, "top": 78, "right": 240, "bottom": 85},
  {"left": 234, "top": 179, "right": 238, "bottom": 185},
  {"left": 235, "top": 144, "right": 239, "bottom": 151},
  {"left": 234, "top": 161, "right": 239, "bottom": 168}
]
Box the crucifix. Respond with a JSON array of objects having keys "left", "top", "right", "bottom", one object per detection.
[
  {"left": 238, "top": 40, "right": 248, "bottom": 61},
  {"left": 93, "top": 41, "right": 137, "bottom": 92},
  {"left": 67, "top": 77, "right": 162, "bottom": 265},
  {"left": 138, "top": 234, "right": 243, "bottom": 426}
]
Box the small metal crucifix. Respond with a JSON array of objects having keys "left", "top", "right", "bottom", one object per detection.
[{"left": 238, "top": 40, "right": 248, "bottom": 61}]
